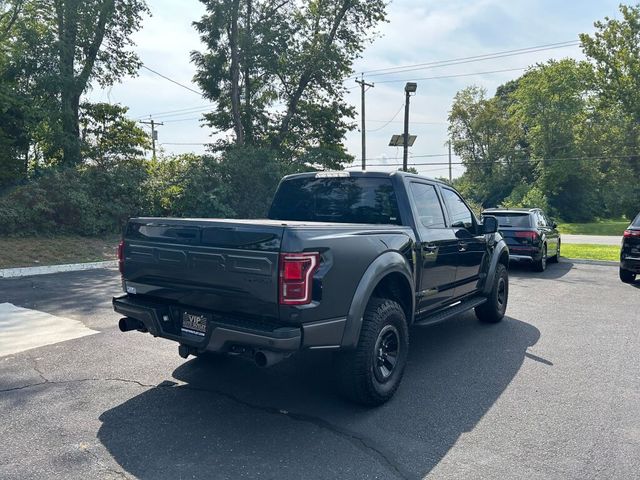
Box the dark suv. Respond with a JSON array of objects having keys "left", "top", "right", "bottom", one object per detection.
[
  {"left": 482, "top": 208, "right": 560, "bottom": 272},
  {"left": 620, "top": 212, "right": 640, "bottom": 284}
]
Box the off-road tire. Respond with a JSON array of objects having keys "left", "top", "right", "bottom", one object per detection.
[
  {"left": 475, "top": 263, "right": 508, "bottom": 323},
  {"left": 334, "top": 298, "right": 409, "bottom": 406}
]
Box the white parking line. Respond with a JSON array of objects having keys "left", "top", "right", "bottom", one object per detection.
[{"left": 0, "top": 303, "right": 99, "bottom": 357}]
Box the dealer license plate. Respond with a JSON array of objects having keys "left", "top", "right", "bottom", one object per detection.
[{"left": 181, "top": 311, "right": 208, "bottom": 337}]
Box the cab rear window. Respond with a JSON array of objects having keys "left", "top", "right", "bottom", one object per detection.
[{"left": 269, "top": 176, "right": 402, "bottom": 225}]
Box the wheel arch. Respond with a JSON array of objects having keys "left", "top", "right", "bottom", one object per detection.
[
  {"left": 482, "top": 239, "right": 509, "bottom": 295},
  {"left": 340, "top": 252, "right": 415, "bottom": 349}
]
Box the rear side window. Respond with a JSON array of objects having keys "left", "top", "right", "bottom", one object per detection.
[
  {"left": 441, "top": 188, "right": 474, "bottom": 229},
  {"left": 269, "top": 176, "right": 402, "bottom": 225},
  {"left": 409, "top": 182, "right": 446, "bottom": 228},
  {"left": 632, "top": 213, "right": 640, "bottom": 228},
  {"left": 490, "top": 213, "right": 532, "bottom": 228}
]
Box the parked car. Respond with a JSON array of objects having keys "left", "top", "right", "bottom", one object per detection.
[
  {"left": 620, "top": 212, "right": 640, "bottom": 284},
  {"left": 482, "top": 208, "right": 560, "bottom": 272},
  {"left": 113, "top": 171, "right": 509, "bottom": 406}
]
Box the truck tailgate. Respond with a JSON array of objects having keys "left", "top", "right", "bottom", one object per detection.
[{"left": 122, "top": 218, "right": 285, "bottom": 321}]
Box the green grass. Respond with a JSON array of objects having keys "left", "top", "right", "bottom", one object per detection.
[
  {"left": 557, "top": 220, "right": 629, "bottom": 236},
  {"left": 562, "top": 243, "right": 619, "bottom": 262},
  {"left": 0, "top": 235, "right": 120, "bottom": 269}
]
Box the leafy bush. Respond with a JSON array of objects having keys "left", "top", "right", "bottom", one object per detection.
[
  {"left": 0, "top": 146, "right": 310, "bottom": 236},
  {"left": 0, "top": 162, "right": 150, "bottom": 236}
]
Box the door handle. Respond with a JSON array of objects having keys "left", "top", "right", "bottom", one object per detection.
[
  {"left": 458, "top": 241, "right": 468, "bottom": 252},
  {"left": 424, "top": 244, "right": 438, "bottom": 254}
]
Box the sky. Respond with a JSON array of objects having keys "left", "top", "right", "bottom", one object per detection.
[{"left": 89, "top": 0, "right": 625, "bottom": 179}]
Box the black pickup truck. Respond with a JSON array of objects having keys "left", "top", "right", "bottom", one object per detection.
[{"left": 113, "top": 171, "right": 509, "bottom": 405}]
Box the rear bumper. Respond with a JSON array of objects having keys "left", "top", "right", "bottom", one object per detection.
[
  {"left": 621, "top": 257, "right": 640, "bottom": 273},
  {"left": 509, "top": 254, "right": 535, "bottom": 262},
  {"left": 112, "top": 295, "right": 346, "bottom": 353},
  {"left": 507, "top": 247, "right": 542, "bottom": 262}
]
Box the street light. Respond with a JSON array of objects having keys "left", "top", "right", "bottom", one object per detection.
[{"left": 403, "top": 82, "right": 417, "bottom": 171}]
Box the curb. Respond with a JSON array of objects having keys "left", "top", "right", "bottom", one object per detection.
[
  {"left": 0, "top": 260, "right": 117, "bottom": 279},
  {"left": 560, "top": 257, "right": 618, "bottom": 267}
]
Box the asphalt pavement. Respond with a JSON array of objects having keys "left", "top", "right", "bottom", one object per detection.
[{"left": 1, "top": 263, "right": 639, "bottom": 480}]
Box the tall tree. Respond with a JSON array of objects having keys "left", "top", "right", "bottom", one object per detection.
[
  {"left": 50, "top": 0, "right": 149, "bottom": 166},
  {"left": 580, "top": 4, "right": 640, "bottom": 219},
  {"left": 192, "top": 0, "right": 386, "bottom": 167}
]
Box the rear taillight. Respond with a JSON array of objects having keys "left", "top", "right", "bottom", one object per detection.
[
  {"left": 117, "top": 240, "right": 124, "bottom": 274},
  {"left": 279, "top": 252, "right": 320, "bottom": 305},
  {"left": 515, "top": 231, "right": 539, "bottom": 242},
  {"left": 623, "top": 229, "right": 640, "bottom": 238}
]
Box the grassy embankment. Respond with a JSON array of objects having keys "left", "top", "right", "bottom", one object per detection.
[
  {"left": 557, "top": 220, "right": 628, "bottom": 236},
  {"left": 561, "top": 244, "right": 620, "bottom": 262},
  {"left": 0, "top": 235, "right": 119, "bottom": 269}
]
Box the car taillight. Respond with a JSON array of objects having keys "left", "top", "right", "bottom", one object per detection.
[
  {"left": 623, "top": 229, "right": 640, "bottom": 238},
  {"left": 515, "top": 231, "right": 539, "bottom": 242},
  {"left": 117, "top": 240, "right": 124, "bottom": 274},
  {"left": 279, "top": 252, "right": 320, "bottom": 305}
]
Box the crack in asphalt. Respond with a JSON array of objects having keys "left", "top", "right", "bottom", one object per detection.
[
  {"left": 81, "top": 446, "right": 131, "bottom": 480},
  {"left": 1, "top": 373, "right": 412, "bottom": 479}
]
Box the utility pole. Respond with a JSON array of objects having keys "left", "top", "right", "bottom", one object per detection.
[
  {"left": 140, "top": 119, "right": 164, "bottom": 159},
  {"left": 448, "top": 140, "right": 452, "bottom": 182},
  {"left": 355, "top": 77, "right": 374, "bottom": 170}
]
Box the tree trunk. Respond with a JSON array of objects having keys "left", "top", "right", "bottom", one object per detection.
[
  {"left": 229, "top": 0, "right": 244, "bottom": 145},
  {"left": 56, "top": 0, "right": 114, "bottom": 166},
  {"left": 243, "top": 0, "right": 252, "bottom": 143}
]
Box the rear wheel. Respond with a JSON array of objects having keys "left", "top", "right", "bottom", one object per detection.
[
  {"left": 620, "top": 267, "right": 636, "bottom": 284},
  {"left": 475, "top": 263, "right": 508, "bottom": 323},
  {"left": 533, "top": 245, "right": 547, "bottom": 272},
  {"left": 334, "top": 298, "right": 409, "bottom": 406}
]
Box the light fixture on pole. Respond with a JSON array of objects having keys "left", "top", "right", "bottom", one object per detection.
[{"left": 402, "top": 82, "right": 417, "bottom": 171}]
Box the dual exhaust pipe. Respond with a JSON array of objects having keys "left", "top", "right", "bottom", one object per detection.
[
  {"left": 118, "top": 317, "right": 147, "bottom": 333},
  {"left": 120, "top": 316, "right": 286, "bottom": 367}
]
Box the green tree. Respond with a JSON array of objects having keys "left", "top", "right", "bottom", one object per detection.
[
  {"left": 51, "top": 0, "right": 150, "bottom": 166},
  {"left": 191, "top": 0, "right": 386, "bottom": 167},
  {"left": 448, "top": 86, "right": 523, "bottom": 207},
  {"left": 580, "top": 4, "right": 640, "bottom": 219},
  {"left": 79, "top": 102, "right": 150, "bottom": 167}
]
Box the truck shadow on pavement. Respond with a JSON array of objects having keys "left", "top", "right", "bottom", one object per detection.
[{"left": 97, "top": 314, "right": 541, "bottom": 480}]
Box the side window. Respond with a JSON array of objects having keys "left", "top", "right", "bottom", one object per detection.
[
  {"left": 441, "top": 188, "right": 474, "bottom": 229},
  {"left": 409, "top": 183, "right": 446, "bottom": 228},
  {"left": 536, "top": 212, "right": 547, "bottom": 227}
]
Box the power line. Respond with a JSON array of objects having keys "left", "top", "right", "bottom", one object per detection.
[
  {"left": 374, "top": 66, "right": 527, "bottom": 84},
  {"left": 140, "top": 64, "right": 204, "bottom": 96},
  {"left": 366, "top": 103, "right": 404, "bottom": 132},
  {"left": 135, "top": 104, "right": 211, "bottom": 119},
  {"left": 359, "top": 153, "right": 640, "bottom": 167},
  {"left": 352, "top": 40, "right": 579, "bottom": 78}
]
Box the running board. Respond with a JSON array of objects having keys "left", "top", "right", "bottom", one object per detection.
[{"left": 413, "top": 297, "right": 487, "bottom": 327}]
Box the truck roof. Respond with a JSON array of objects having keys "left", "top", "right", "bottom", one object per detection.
[{"left": 281, "top": 169, "right": 447, "bottom": 185}]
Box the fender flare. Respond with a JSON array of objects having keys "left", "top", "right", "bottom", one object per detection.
[
  {"left": 340, "top": 251, "right": 415, "bottom": 349},
  {"left": 482, "top": 238, "right": 509, "bottom": 295}
]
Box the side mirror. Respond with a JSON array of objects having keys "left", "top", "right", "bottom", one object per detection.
[{"left": 483, "top": 216, "right": 498, "bottom": 234}]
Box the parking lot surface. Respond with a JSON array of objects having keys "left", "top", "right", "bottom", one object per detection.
[{"left": 1, "top": 262, "right": 639, "bottom": 480}]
